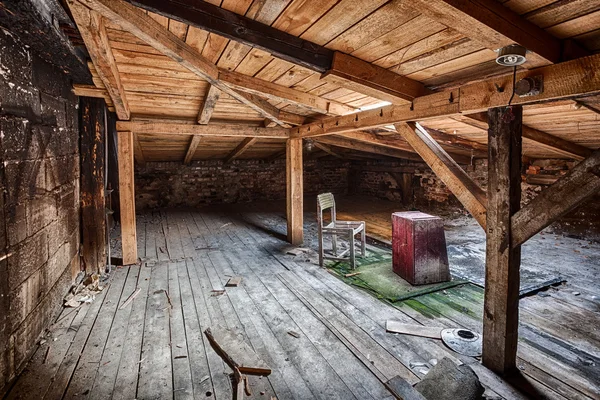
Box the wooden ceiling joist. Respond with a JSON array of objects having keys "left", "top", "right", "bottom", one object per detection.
[
  {"left": 127, "top": 0, "right": 333, "bottom": 72},
  {"left": 224, "top": 138, "right": 258, "bottom": 163},
  {"left": 197, "top": 85, "right": 221, "bottom": 125},
  {"left": 292, "top": 53, "right": 600, "bottom": 138},
  {"left": 396, "top": 122, "right": 488, "bottom": 228},
  {"left": 410, "top": 0, "right": 562, "bottom": 67},
  {"left": 68, "top": 1, "right": 130, "bottom": 120},
  {"left": 183, "top": 135, "right": 202, "bottom": 164},
  {"left": 116, "top": 119, "right": 288, "bottom": 138}
]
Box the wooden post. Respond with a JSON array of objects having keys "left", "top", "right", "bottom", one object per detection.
[
  {"left": 80, "top": 97, "right": 106, "bottom": 273},
  {"left": 117, "top": 130, "right": 138, "bottom": 265},
  {"left": 286, "top": 138, "right": 303, "bottom": 245},
  {"left": 483, "top": 105, "right": 522, "bottom": 374}
]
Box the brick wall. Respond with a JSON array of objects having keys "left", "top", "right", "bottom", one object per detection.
[
  {"left": 350, "top": 158, "right": 600, "bottom": 239},
  {"left": 0, "top": 28, "right": 80, "bottom": 391},
  {"left": 135, "top": 158, "right": 351, "bottom": 210}
]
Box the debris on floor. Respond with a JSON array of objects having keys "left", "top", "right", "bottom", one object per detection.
[
  {"left": 413, "top": 358, "right": 484, "bottom": 400},
  {"left": 63, "top": 273, "right": 105, "bottom": 308},
  {"left": 204, "top": 326, "right": 272, "bottom": 399},
  {"left": 226, "top": 276, "right": 242, "bottom": 287},
  {"left": 386, "top": 320, "right": 482, "bottom": 356}
]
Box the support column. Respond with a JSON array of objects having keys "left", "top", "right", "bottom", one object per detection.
[
  {"left": 80, "top": 97, "right": 106, "bottom": 273},
  {"left": 483, "top": 105, "right": 522, "bottom": 374},
  {"left": 286, "top": 138, "right": 303, "bottom": 245},
  {"left": 117, "top": 130, "right": 138, "bottom": 265}
]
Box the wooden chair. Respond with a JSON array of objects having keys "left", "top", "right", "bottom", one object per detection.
[{"left": 317, "top": 193, "right": 366, "bottom": 269}]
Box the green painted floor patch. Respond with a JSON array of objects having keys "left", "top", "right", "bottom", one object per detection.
[{"left": 326, "top": 258, "right": 467, "bottom": 302}]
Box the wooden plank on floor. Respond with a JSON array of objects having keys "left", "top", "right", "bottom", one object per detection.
[
  {"left": 44, "top": 279, "right": 113, "bottom": 399},
  {"left": 63, "top": 268, "right": 129, "bottom": 399},
  {"left": 137, "top": 262, "right": 173, "bottom": 399},
  {"left": 6, "top": 303, "right": 92, "bottom": 399},
  {"left": 89, "top": 266, "right": 141, "bottom": 400},
  {"left": 168, "top": 260, "right": 194, "bottom": 400},
  {"left": 112, "top": 266, "right": 152, "bottom": 400},
  {"left": 178, "top": 259, "right": 214, "bottom": 397}
]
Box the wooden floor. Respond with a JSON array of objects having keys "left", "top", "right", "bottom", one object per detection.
[{"left": 5, "top": 201, "right": 600, "bottom": 399}]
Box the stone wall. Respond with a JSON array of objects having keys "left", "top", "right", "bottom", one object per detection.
[
  {"left": 350, "top": 158, "right": 600, "bottom": 239},
  {"left": 0, "top": 27, "right": 80, "bottom": 391},
  {"left": 135, "top": 158, "right": 351, "bottom": 210}
]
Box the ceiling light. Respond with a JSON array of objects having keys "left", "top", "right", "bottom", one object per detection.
[{"left": 495, "top": 44, "right": 527, "bottom": 67}]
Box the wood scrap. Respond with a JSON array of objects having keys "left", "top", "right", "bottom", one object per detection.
[
  {"left": 344, "top": 272, "right": 361, "bottom": 278},
  {"left": 243, "top": 376, "right": 252, "bottom": 396},
  {"left": 163, "top": 290, "right": 173, "bottom": 309},
  {"left": 386, "top": 376, "right": 427, "bottom": 400},
  {"left": 119, "top": 287, "right": 141, "bottom": 310},
  {"left": 386, "top": 321, "right": 444, "bottom": 339},
  {"left": 226, "top": 276, "right": 242, "bottom": 287},
  {"left": 287, "top": 331, "right": 300, "bottom": 338}
]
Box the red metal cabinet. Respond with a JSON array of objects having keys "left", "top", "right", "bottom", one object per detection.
[{"left": 392, "top": 211, "right": 450, "bottom": 285}]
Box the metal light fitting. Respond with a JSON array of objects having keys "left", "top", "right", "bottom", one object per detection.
[{"left": 495, "top": 44, "right": 527, "bottom": 66}]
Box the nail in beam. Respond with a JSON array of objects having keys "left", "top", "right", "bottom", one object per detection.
[{"left": 483, "top": 105, "right": 523, "bottom": 374}]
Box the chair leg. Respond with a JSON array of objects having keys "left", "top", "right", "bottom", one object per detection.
[
  {"left": 318, "top": 229, "right": 324, "bottom": 267},
  {"left": 361, "top": 228, "right": 366, "bottom": 257},
  {"left": 349, "top": 231, "right": 356, "bottom": 269},
  {"left": 332, "top": 233, "right": 337, "bottom": 256}
]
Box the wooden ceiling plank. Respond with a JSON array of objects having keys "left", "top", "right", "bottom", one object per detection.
[
  {"left": 224, "top": 137, "right": 258, "bottom": 163},
  {"left": 183, "top": 135, "right": 202, "bottom": 164},
  {"left": 396, "top": 122, "right": 487, "bottom": 228},
  {"left": 127, "top": 0, "right": 333, "bottom": 72},
  {"left": 197, "top": 84, "right": 221, "bottom": 124},
  {"left": 322, "top": 52, "right": 429, "bottom": 104},
  {"left": 68, "top": 2, "right": 130, "bottom": 119},
  {"left": 292, "top": 53, "right": 600, "bottom": 138},
  {"left": 409, "top": 0, "right": 562, "bottom": 67},
  {"left": 465, "top": 112, "right": 593, "bottom": 160},
  {"left": 116, "top": 119, "right": 289, "bottom": 138}
]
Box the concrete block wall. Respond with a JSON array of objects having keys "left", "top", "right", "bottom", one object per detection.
[
  {"left": 0, "top": 28, "right": 80, "bottom": 391},
  {"left": 135, "top": 158, "right": 351, "bottom": 210}
]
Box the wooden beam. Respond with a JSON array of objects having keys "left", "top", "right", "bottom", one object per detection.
[
  {"left": 80, "top": 97, "right": 107, "bottom": 274},
  {"left": 316, "top": 136, "right": 424, "bottom": 162},
  {"left": 68, "top": 2, "right": 130, "bottom": 119},
  {"left": 117, "top": 130, "right": 138, "bottom": 265},
  {"left": 74, "top": 0, "right": 290, "bottom": 126},
  {"left": 286, "top": 138, "right": 303, "bottom": 245},
  {"left": 396, "top": 122, "right": 487, "bottom": 228},
  {"left": 292, "top": 53, "right": 600, "bottom": 138},
  {"left": 312, "top": 142, "right": 343, "bottom": 159},
  {"left": 233, "top": 91, "right": 291, "bottom": 128},
  {"left": 219, "top": 70, "right": 354, "bottom": 116},
  {"left": 224, "top": 137, "right": 258, "bottom": 163},
  {"left": 116, "top": 119, "right": 289, "bottom": 138},
  {"left": 482, "top": 105, "right": 522, "bottom": 375},
  {"left": 183, "top": 135, "right": 201, "bottom": 165},
  {"left": 511, "top": 150, "right": 600, "bottom": 247},
  {"left": 410, "top": 0, "right": 561, "bottom": 67},
  {"left": 197, "top": 85, "right": 221, "bottom": 125},
  {"left": 132, "top": 132, "right": 146, "bottom": 166},
  {"left": 420, "top": 126, "right": 488, "bottom": 156},
  {"left": 128, "top": 0, "right": 332, "bottom": 72},
  {"left": 464, "top": 113, "right": 593, "bottom": 160},
  {"left": 343, "top": 130, "right": 474, "bottom": 165},
  {"left": 322, "top": 52, "right": 429, "bottom": 104}
]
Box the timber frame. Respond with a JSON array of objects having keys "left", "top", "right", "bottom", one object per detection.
[{"left": 66, "top": 0, "right": 600, "bottom": 379}]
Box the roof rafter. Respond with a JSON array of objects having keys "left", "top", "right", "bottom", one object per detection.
[
  {"left": 197, "top": 84, "right": 221, "bottom": 125},
  {"left": 68, "top": 1, "right": 130, "bottom": 119},
  {"left": 224, "top": 137, "right": 258, "bottom": 163},
  {"left": 183, "top": 135, "right": 202, "bottom": 164}
]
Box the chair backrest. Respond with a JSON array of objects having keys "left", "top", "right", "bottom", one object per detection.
[{"left": 317, "top": 192, "right": 336, "bottom": 227}]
